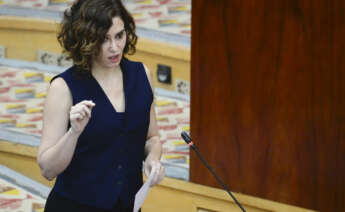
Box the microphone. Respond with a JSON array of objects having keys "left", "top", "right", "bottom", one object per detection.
[{"left": 181, "top": 131, "right": 246, "bottom": 212}]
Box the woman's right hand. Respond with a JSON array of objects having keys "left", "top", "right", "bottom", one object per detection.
[{"left": 69, "top": 100, "right": 95, "bottom": 134}]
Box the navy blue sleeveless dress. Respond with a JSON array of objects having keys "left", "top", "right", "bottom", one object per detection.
[{"left": 48, "top": 58, "right": 153, "bottom": 209}]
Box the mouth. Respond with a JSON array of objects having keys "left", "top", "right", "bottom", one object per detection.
[{"left": 108, "top": 54, "right": 121, "bottom": 62}]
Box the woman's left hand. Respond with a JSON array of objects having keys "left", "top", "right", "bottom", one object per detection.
[{"left": 144, "top": 158, "right": 165, "bottom": 187}]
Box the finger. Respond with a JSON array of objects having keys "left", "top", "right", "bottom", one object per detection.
[
  {"left": 74, "top": 111, "right": 85, "bottom": 120},
  {"left": 78, "top": 109, "right": 86, "bottom": 117},
  {"left": 76, "top": 113, "right": 84, "bottom": 121},
  {"left": 157, "top": 166, "right": 165, "bottom": 183},
  {"left": 70, "top": 110, "right": 82, "bottom": 117},
  {"left": 149, "top": 162, "right": 157, "bottom": 177},
  {"left": 88, "top": 100, "right": 96, "bottom": 107},
  {"left": 70, "top": 110, "right": 83, "bottom": 117},
  {"left": 80, "top": 100, "right": 96, "bottom": 108},
  {"left": 70, "top": 113, "right": 82, "bottom": 121},
  {"left": 149, "top": 164, "right": 158, "bottom": 186},
  {"left": 81, "top": 105, "right": 92, "bottom": 118},
  {"left": 151, "top": 163, "right": 160, "bottom": 185},
  {"left": 155, "top": 164, "right": 162, "bottom": 183},
  {"left": 144, "top": 163, "right": 150, "bottom": 178},
  {"left": 80, "top": 107, "right": 87, "bottom": 117},
  {"left": 71, "top": 105, "right": 88, "bottom": 118},
  {"left": 70, "top": 105, "right": 81, "bottom": 114},
  {"left": 145, "top": 160, "right": 153, "bottom": 177}
]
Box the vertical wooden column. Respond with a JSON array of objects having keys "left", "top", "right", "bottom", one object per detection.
[{"left": 190, "top": 0, "right": 345, "bottom": 211}]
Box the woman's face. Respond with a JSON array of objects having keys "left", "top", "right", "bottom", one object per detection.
[{"left": 94, "top": 16, "right": 127, "bottom": 70}]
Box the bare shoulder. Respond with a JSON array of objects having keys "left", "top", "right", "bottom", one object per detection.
[
  {"left": 45, "top": 77, "right": 72, "bottom": 113},
  {"left": 142, "top": 64, "right": 153, "bottom": 86},
  {"left": 49, "top": 77, "right": 69, "bottom": 93}
]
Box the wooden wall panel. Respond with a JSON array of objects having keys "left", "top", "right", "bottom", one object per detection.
[
  {"left": 190, "top": 0, "right": 345, "bottom": 211},
  {"left": 0, "top": 140, "right": 315, "bottom": 212}
]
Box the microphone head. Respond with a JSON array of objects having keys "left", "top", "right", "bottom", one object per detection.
[{"left": 181, "top": 131, "right": 192, "bottom": 144}]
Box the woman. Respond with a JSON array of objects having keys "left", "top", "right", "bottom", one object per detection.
[{"left": 37, "top": 0, "right": 165, "bottom": 211}]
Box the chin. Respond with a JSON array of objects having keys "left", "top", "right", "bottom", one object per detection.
[{"left": 111, "top": 63, "right": 121, "bottom": 68}]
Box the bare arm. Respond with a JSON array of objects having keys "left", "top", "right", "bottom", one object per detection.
[
  {"left": 144, "top": 100, "right": 162, "bottom": 162},
  {"left": 37, "top": 78, "right": 94, "bottom": 180},
  {"left": 143, "top": 64, "right": 165, "bottom": 185}
]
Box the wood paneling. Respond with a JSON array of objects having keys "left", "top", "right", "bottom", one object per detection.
[
  {"left": 0, "top": 140, "right": 316, "bottom": 212},
  {"left": 0, "top": 141, "right": 54, "bottom": 187},
  {"left": 190, "top": 0, "right": 345, "bottom": 211}
]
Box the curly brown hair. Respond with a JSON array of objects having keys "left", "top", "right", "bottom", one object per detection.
[{"left": 57, "top": 0, "right": 137, "bottom": 73}]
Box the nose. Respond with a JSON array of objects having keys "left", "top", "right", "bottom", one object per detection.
[{"left": 109, "top": 39, "right": 120, "bottom": 52}]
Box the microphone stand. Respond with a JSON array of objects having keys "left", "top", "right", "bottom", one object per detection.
[{"left": 181, "top": 131, "right": 246, "bottom": 212}]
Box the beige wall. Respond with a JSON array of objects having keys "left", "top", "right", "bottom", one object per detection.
[{"left": 0, "top": 16, "right": 190, "bottom": 92}]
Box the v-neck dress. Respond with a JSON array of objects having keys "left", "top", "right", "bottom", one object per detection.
[{"left": 49, "top": 58, "right": 153, "bottom": 209}]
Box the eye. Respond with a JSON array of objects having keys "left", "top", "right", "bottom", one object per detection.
[
  {"left": 104, "top": 36, "right": 110, "bottom": 42},
  {"left": 115, "top": 30, "right": 125, "bottom": 40}
]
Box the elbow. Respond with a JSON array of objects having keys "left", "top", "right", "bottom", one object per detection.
[
  {"left": 40, "top": 166, "right": 56, "bottom": 181},
  {"left": 42, "top": 172, "right": 55, "bottom": 181},
  {"left": 37, "top": 156, "right": 56, "bottom": 181}
]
